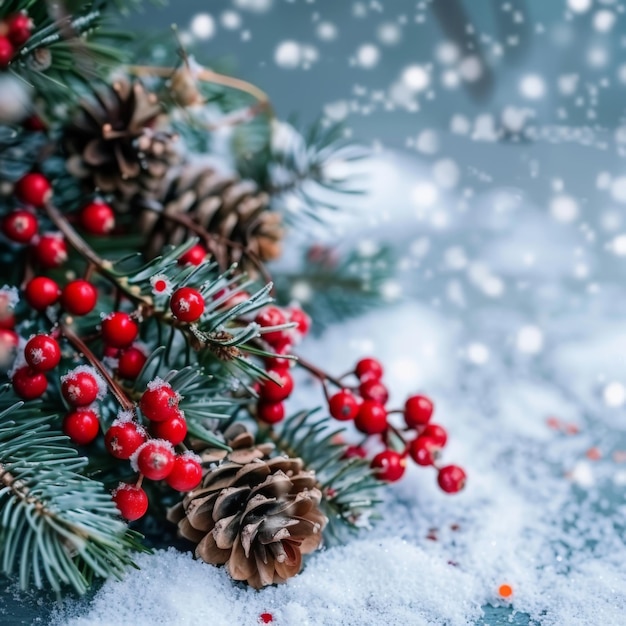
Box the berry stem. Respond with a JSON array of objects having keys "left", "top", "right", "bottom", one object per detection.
[
  {"left": 292, "top": 353, "right": 345, "bottom": 389},
  {"left": 60, "top": 323, "right": 134, "bottom": 412}
]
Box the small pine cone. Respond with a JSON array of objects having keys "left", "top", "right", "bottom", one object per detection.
[
  {"left": 26, "top": 48, "right": 52, "bottom": 72},
  {"left": 64, "top": 80, "right": 179, "bottom": 208},
  {"left": 138, "top": 165, "right": 284, "bottom": 275},
  {"left": 168, "top": 425, "right": 327, "bottom": 589}
]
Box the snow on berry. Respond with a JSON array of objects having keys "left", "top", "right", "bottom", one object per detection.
[
  {"left": 131, "top": 439, "right": 176, "bottom": 481},
  {"left": 149, "top": 273, "right": 173, "bottom": 296},
  {"left": 60, "top": 365, "right": 106, "bottom": 407},
  {"left": 169, "top": 286, "right": 205, "bottom": 322},
  {"left": 24, "top": 334, "right": 61, "bottom": 371}
]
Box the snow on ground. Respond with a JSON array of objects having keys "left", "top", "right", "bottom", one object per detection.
[{"left": 55, "top": 138, "right": 626, "bottom": 625}]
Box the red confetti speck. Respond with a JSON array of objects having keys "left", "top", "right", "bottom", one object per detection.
[
  {"left": 154, "top": 280, "right": 167, "bottom": 292},
  {"left": 586, "top": 447, "right": 602, "bottom": 461},
  {"left": 499, "top": 584, "right": 513, "bottom": 598},
  {"left": 259, "top": 613, "right": 273, "bottom": 624}
]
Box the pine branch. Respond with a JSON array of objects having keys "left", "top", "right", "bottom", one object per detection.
[
  {"left": 268, "top": 410, "right": 382, "bottom": 546},
  {"left": 0, "top": 390, "right": 147, "bottom": 595}
]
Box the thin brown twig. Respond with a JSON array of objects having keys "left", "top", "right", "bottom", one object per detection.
[
  {"left": 292, "top": 353, "right": 346, "bottom": 389},
  {"left": 60, "top": 323, "right": 134, "bottom": 412}
]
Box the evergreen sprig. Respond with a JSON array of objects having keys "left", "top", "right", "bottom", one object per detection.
[
  {"left": 0, "top": 390, "right": 147, "bottom": 595},
  {"left": 271, "top": 411, "right": 382, "bottom": 546}
]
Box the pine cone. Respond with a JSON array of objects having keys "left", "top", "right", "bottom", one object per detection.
[
  {"left": 138, "top": 165, "right": 284, "bottom": 274},
  {"left": 64, "top": 80, "right": 179, "bottom": 207},
  {"left": 168, "top": 425, "right": 327, "bottom": 589}
]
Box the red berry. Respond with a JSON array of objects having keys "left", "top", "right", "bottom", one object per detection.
[
  {"left": 63, "top": 408, "right": 100, "bottom": 445},
  {"left": 0, "top": 328, "right": 18, "bottom": 348},
  {"left": 79, "top": 201, "right": 115, "bottom": 235},
  {"left": 140, "top": 380, "right": 180, "bottom": 422},
  {"left": 328, "top": 389, "right": 360, "bottom": 421},
  {"left": 257, "top": 401, "right": 285, "bottom": 424},
  {"left": 288, "top": 306, "right": 311, "bottom": 336},
  {"left": 117, "top": 346, "right": 147, "bottom": 380},
  {"left": 6, "top": 13, "right": 32, "bottom": 46},
  {"left": 371, "top": 450, "right": 406, "bottom": 482},
  {"left": 0, "top": 313, "right": 15, "bottom": 329},
  {"left": 105, "top": 421, "right": 147, "bottom": 459},
  {"left": 61, "top": 280, "right": 97, "bottom": 316},
  {"left": 170, "top": 287, "right": 205, "bottom": 323},
  {"left": 0, "top": 36, "right": 14, "bottom": 67},
  {"left": 437, "top": 465, "right": 467, "bottom": 494},
  {"left": 165, "top": 455, "right": 203, "bottom": 491},
  {"left": 151, "top": 410, "right": 188, "bottom": 445},
  {"left": 60, "top": 369, "right": 101, "bottom": 407},
  {"left": 355, "top": 357, "right": 383, "bottom": 381},
  {"left": 404, "top": 395, "right": 434, "bottom": 428},
  {"left": 343, "top": 445, "right": 368, "bottom": 459},
  {"left": 24, "top": 334, "right": 61, "bottom": 372},
  {"left": 12, "top": 366, "right": 47, "bottom": 400},
  {"left": 24, "top": 276, "right": 60, "bottom": 311},
  {"left": 256, "top": 306, "right": 288, "bottom": 346},
  {"left": 259, "top": 613, "right": 274, "bottom": 624},
  {"left": 421, "top": 424, "right": 447, "bottom": 447},
  {"left": 101, "top": 312, "right": 138, "bottom": 348},
  {"left": 408, "top": 436, "right": 441, "bottom": 466},
  {"left": 354, "top": 400, "right": 388, "bottom": 434},
  {"left": 14, "top": 173, "right": 51, "bottom": 208},
  {"left": 259, "top": 369, "right": 294, "bottom": 402},
  {"left": 263, "top": 342, "right": 292, "bottom": 370},
  {"left": 359, "top": 379, "right": 389, "bottom": 404},
  {"left": 135, "top": 440, "right": 175, "bottom": 480},
  {"left": 23, "top": 115, "right": 46, "bottom": 132},
  {"left": 2, "top": 210, "right": 38, "bottom": 243},
  {"left": 33, "top": 233, "right": 67, "bottom": 268},
  {"left": 178, "top": 244, "right": 206, "bottom": 266},
  {"left": 112, "top": 483, "right": 149, "bottom": 521}
]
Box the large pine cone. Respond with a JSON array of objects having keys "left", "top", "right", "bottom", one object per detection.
[
  {"left": 168, "top": 426, "right": 327, "bottom": 589},
  {"left": 138, "top": 165, "right": 284, "bottom": 274},
  {"left": 64, "top": 80, "right": 179, "bottom": 207}
]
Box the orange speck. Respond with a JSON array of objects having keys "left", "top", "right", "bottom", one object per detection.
[
  {"left": 498, "top": 584, "right": 513, "bottom": 598},
  {"left": 586, "top": 447, "right": 602, "bottom": 461},
  {"left": 564, "top": 423, "right": 580, "bottom": 435},
  {"left": 546, "top": 417, "right": 561, "bottom": 430}
]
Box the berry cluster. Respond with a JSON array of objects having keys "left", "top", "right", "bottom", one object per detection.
[
  {"left": 1, "top": 170, "right": 118, "bottom": 268},
  {"left": 108, "top": 379, "right": 202, "bottom": 521},
  {"left": 0, "top": 11, "right": 32, "bottom": 68},
  {"left": 325, "top": 357, "right": 466, "bottom": 493},
  {"left": 25, "top": 276, "right": 98, "bottom": 316},
  {"left": 253, "top": 304, "right": 311, "bottom": 424}
]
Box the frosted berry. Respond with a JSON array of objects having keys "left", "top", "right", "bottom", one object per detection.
[
  {"left": 151, "top": 410, "right": 188, "bottom": 445},
  {"left": 421, "top": 424, "right": 447, "bottom": 447},
  {"left": 25, "top": 276, "right": 60, "bottom": 310},
  {"left": 117, "top": 346, "right": 147, "bottom": 380},
  {"left": 12, "top": 366, "right": 47, "bottom": 399},
  {"left": 6, "top": 13, "right": 32, "bottom": 46},
  {"left": 79, "top": 201, "right": 115, "bottom": 235},
  {"left": 256, "top": 306, "right": 288, "bottom": 345},
  {"left": 178, "top": 244, "right": 206, "bottom": 266},
  {"left": 170, "top": 287, "right": 205, "bottom": 322},
  {"left": 61, "top": 280, "right": 97, "bottom": 316},
  {"left": 61, "top": 369, "right": 100, "bottom": 407},
  {"left": 371, "top": 450, "right": 406, "bottom": 482},
  {"left": 101, "top": 312, "right": 138, "bottom": 348},
  {"left": 437, "top": 465, "right": 467, "bottom": 494},
  {"left": 14, "top": 173, "right": 51, "bottom": 208},
  {"left": 328, "top": 389, "right": 360, "bottom": 421},
  {"left": 140, "top": 381, "right": 180, "bottom": 422},
  {"left": 105, "top": 421, "right": 147, "bottom": 460},
  {"left": 257, "top": 401, "right": 285, "bottom": 424},
  {"left": 33, "top": 234, "right": 67, "bottom": 268},
  {"left": 359, "top": 379, "right": 389, "bottom": 405},
  {"left": 404, "top": 395, "right": 434, "bottom": 428},
  {"left": 135, "top": 440, "right": 175, "bottom": 480},
  {"left": 2, "top": 210, "right": 38, "bottom": 243},
  {"left": 63, "top": 408, "right": 100, "bottom": 445},
  {"left": 259, "top": 369, "right": 294, "bottom": 403},
  {"left": 24, "top": 334, "right": 61, "bottom": 372},
  {"left": 0, "top": 36, "right": 14, "bottom": 67},
  {"left": 354, "top": 400, "right": 388, "bottom": 434},
  {"left": 355, "top": 357, "right": 383, "bottom": 381},
  {"left": 408, "top": 436, "right": 441, "bottom": 466},
  {"left": 165, "top": 455, "right": 203, "bottom": 491},
  {"left": 263, "top": 342, "right": 292, "bottom": 370},
  {"left": 288, "top": 306, "right": 311, "bottom": 336},
  {"left": 112, "top": 483, "right": 149, "bottom": 521}
]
